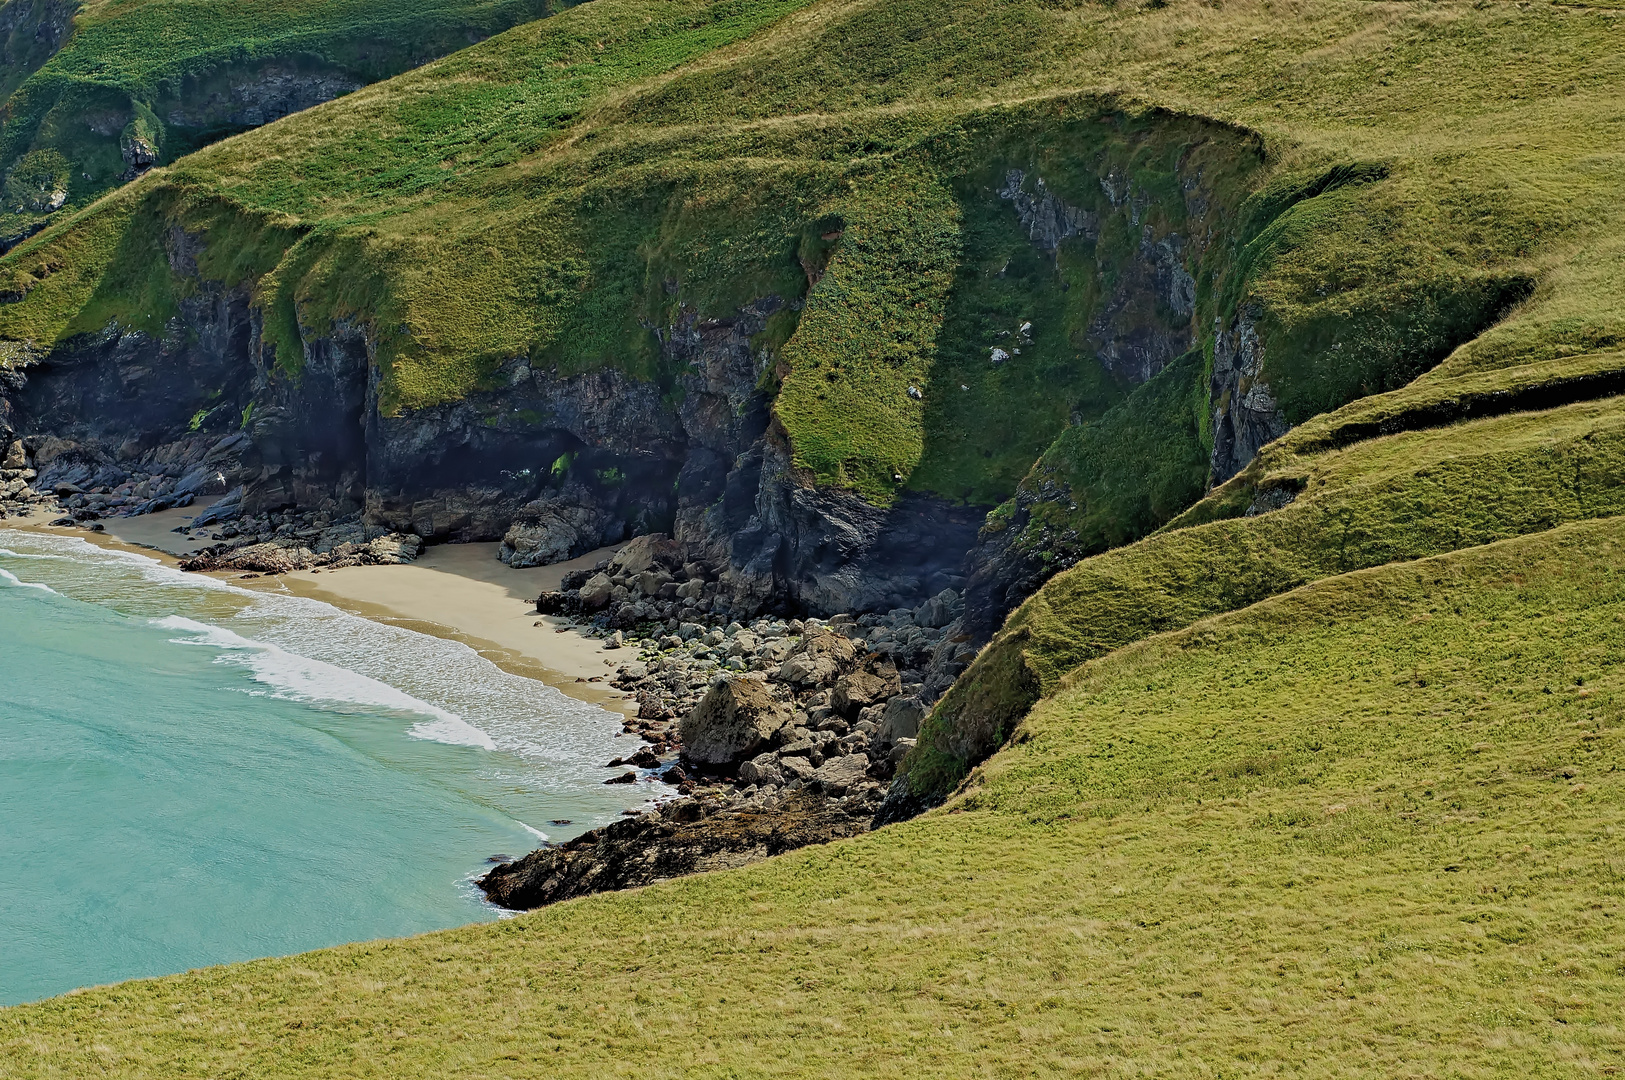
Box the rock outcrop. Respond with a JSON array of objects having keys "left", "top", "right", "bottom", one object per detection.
[
  {"left": 1208, "top": 311, "right": 1291, "bottom": 486},
  {"left": 478, "top": 592, "right": 967, "bottom": 910},
  {"left": 477, "top": 792, "right": 873, "bottom": 910}
]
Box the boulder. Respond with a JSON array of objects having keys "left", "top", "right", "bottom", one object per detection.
[
  {"left": 365, "top": 533, "right": 422, "bottom": 564},
  {"left": 813, "top": 753, "right": 870, "bottom": 794},
  {"left": 913, "top": 588, "right": 963, "bottom": 629},
  {"left": 2, "top": 440, "right": 26, "bottom": 470},
  {"left": 636, "top": 569, "right": 672, "bottom": 596},
  {"left": 680, "top": 677, "right": 791, "bottom": 766},
  {"left": 778, "top": 755, "right": 817, "bottom": 783},
  {"left": 577, "top": 572, "right": 614, "bottom": 609},
  {"left": 878, "top": 695, "right": 927, "bottom": 744},
  {"left": 611, "top": 533, "right": 680, "bottom": 576},
  {"left": 738, "top": 752, "right": 785, "bottom": 787},
  {"left": 775, "top": 630, "right": 857, "bottom": 688},
  {"left": 831, "top": 665, "right": 901, "bottom": 717}
]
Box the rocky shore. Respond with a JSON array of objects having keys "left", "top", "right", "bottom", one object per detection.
[
  {"left": 3, "top": 427, "right": 976, "bottom": 909},
  {"left": 477, "top": 533, "right": 979, "bottom": 910},
  {"left": 0, "top": 430, "right": 429, "bottom": 571}
]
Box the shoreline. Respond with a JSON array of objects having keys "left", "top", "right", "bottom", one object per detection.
[{"left": 3, "top": 502, "right": 639, "bottom": 718}]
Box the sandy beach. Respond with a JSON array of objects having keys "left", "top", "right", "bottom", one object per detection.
[{"left": 7, "top": 502, "right": 638, "bottom": 717}]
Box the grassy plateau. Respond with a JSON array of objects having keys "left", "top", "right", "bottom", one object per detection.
[{"left": 3, "top": 0, "right": 1625, "bottom": 1073}]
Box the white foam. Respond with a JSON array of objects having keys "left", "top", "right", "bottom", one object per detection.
[
  {"left": 153, "top": 615, "right": 498, "bottom": 750},
  {"left": 1, "top": 527, "right": 631, "bottom": 785},
  {"left": 0, "top": 547, "right": 70, "bottom": 560},
  {"left": 0, "top": 567, "right": 57, "bottom": 593}
]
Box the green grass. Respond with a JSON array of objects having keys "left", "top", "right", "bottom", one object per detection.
[
  {"left": 0, "top": 0, "right": 568, "bottom": 239},
  {"left": 5, "top": 516, "right": 1624, "bottom": 1076},
  {"left": 6, "top": 2, "right": 1625, "bottom": 1065}
]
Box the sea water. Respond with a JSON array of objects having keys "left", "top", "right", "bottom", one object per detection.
[{"left": 0, "top": 529, "right": 658, "bottom": 1005}]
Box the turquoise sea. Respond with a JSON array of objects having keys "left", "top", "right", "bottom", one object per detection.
[{"left": 0, "top": 529, "right": 657, "bottom": 1006}]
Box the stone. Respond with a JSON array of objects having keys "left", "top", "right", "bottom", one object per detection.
[
  {"left": 727, "top": 630, "right": 757, "bottom": 657},
  {"left": 499, "top": 508, "right": 591, "bottom": 568},
  {"left": 813, "top": 753, "right": 870, "bottom": 793},
  {"left": 878, "top": 695, "right": 927, "bottom": 744},
  {"left": 778, "top": 755, "right": 817, "bottom": 783},
  {"left": 2, "top": 441, "right": 26, "bottom": 470},
  {"left": 680, "top": 677, "right": 791, "bottom": 767},
  {"left": 775, "top": 629, "right": 857, "bottom": 688},
  {"left": 831, "top": 667, "right": 901, "bottom": 717},
  {"left": 578, "top": 572, "right": 614, "bottom": 609},
  {"left": 603, "top": 771, "right": 637, "bottom": 784},
  {"left": 914, "top": 588, "right": 962, "bottom": 629},
  {"left": 364, "top": 533, "right": 422, "bottom": 563},
  {"left": 738, "top": 753, "right": 784, "bottom": 787},
  {"left": 611, "top": 533, "right": 680, "bottom": 576},
  {"left": 889, "top": 738, "right": 916, "bottom": 766}
]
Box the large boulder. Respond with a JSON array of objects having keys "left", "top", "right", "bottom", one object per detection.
[
  {"left": 577, "top": 572, "right": 614, "bottom": 609},
  {"left": 877, "top": 695, "right": 927, "bottom": 744},
  {"left": 611, "top": 533, "right": 681, "bottom": 576},
  {"left": 813, "top": 753, "right": 871, "bottom": 794},
  {"left": 913, "top": 588, "right": 963, "bottom": 629},
  {"left": 681, "top": 677, "right": 791, "bottom": 767},
  {"left": 831, "top": 662, "right": 901, "bottom": 717},
  {"left": 499, "top": 498, "right": 609, "bottom": 568},
  {"left": 775, "top": 630, "right": 857, "bottom": 688}
]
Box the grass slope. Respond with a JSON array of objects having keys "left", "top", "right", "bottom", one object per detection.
[
  {"left": 4, "top": 517, "right": 1623, "bottom": 1075},
  {"left": 0, "top": 0, "right": 566, "bottom": 240},
  {"left": 911, "top": 388, "right": 1625, "bottom": 794}
]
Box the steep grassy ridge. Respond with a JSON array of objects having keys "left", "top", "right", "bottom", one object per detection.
[
  {"left": 5, "top": 517, "right": 1622, "bottom": 1075},
  {"left": 0, "top": 0, "right": 566, "bottom": 243},
  {"left": 1, "top": 0, "right": 1598, "bottom": 512},
  {"left": 910, "top": 389, "right": 1625, "bottom": 795}
]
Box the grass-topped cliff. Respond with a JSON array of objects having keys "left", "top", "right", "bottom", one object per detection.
[
  {"left": 0, "top": 0, "right": 567, "bottom": 246},
  {"left": 1, "top": 0, "right": 1584, "bottom": 510},
  {"left": 5, "top": 0, "right": 1625, "bottom": 1070}
]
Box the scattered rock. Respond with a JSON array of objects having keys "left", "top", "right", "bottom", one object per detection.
[{"left": 681, "top": 677, "right": 790, "bottom": 766}]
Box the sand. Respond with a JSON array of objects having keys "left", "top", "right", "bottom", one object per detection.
[
  {"left": 268, "top": 543, "right": 640, "bottom": 716},
  {"left": 9, "top": 502, "right": 637, "bottom": 716}
]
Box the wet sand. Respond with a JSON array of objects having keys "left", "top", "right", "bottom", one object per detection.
[{"left": 11, "top": 503, "right": 636, "bottom": 715}]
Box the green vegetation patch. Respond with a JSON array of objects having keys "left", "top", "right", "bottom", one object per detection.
[{"left": 774, "top": 171, "right": 960, "bottom": 503}]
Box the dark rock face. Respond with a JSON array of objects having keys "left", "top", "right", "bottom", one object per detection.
[
  {"left": 1208, "top": 311, "right": 1290, "bottom": 486},
  {"left": 954, "top": 163, "right": 1225, "bottom": 644},
  {"left": 1, "top": 228, "right": 990, "bottom": 618},
  {"left": 477, "top": 792, "right": 873, "bottom": 910},
  {"left": 160, "top": 58, "right": 362, "bottom": 132}
]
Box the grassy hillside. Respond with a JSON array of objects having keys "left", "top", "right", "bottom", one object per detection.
[
  {"left": 0, "top": 0, "right": 566, "bottom": 245},
  {"left": 2, "top": 0, "right": 1600, "bottom": 509},
  {"left": 912, "top": 362, "right": 1625, "bottom": 795},
  {"left": 5, "top": 516, "right": 1622, "bottom": 1075}
]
